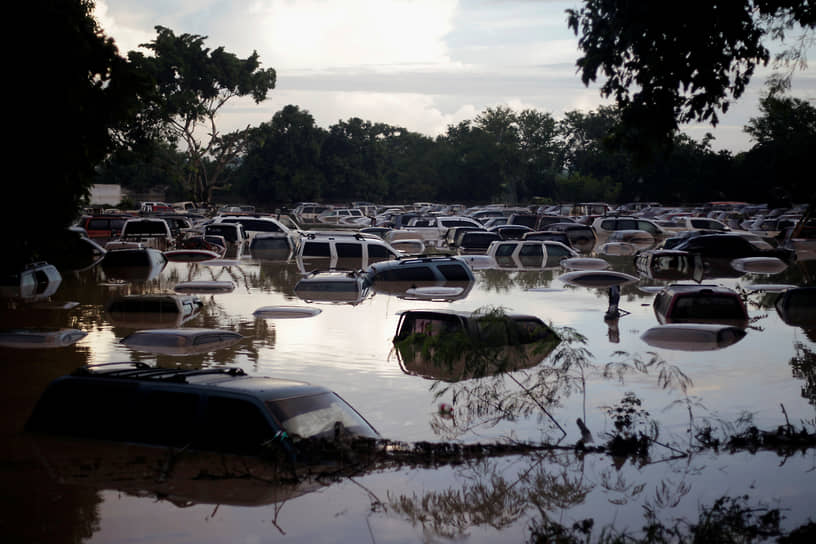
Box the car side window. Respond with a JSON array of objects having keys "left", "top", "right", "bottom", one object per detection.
[
  {"left": 302, "top": 242, "right": 331, "bottom": 257},
  {"left": 438, "top": 264, "right": 471, "bottom": 281},
  {"left": 637, "top": 220, "right": 658, "bottom": 234},
  {"left": 137, "top": 391, "right": 200, "bottom": 446},
  {"left": 336, "top": 243, "right": 363, "bottom": 258},
  {"left": 495, "top": 243, "right": 516, "bottom": 257},
  {"left": 201, "top": 397, "right": 273, "bottom": 453},
  {"left": 367, "top": 244, "right": 394, "bottom": 258}
]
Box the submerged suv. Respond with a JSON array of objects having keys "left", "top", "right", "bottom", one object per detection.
[
  {"left": 26, "top": 363, "right": 380, "bottom": 457},
  {"left": 364, "top": 255, "right": 474, "bottom": 283}
]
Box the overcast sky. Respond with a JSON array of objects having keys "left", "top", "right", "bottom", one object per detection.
[{"left": 96, "top": 0, "right": 815, "bottom": 153}]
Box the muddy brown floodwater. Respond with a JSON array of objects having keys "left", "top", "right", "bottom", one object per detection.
[{"left": 2, "top": 251, "right": 815, "bottom": 543}]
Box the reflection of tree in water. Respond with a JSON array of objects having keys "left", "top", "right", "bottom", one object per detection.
[
  {"left": 388, "top": 453, "right": 592, "bottom": 541},
  {"left": 0, "top": 332, "right": 103, "bottom": 544},
  {"left": 790, "top": 341, "right": 816, "bottom": 408},
  {"left": 244, "top": 260, "right": 302, "bottom": 294},
  {"left": 476, "top": 269, "right": 518, "bottom": 293},
  {"left": 425, "top": 325, "right": 589, "bottom": 440}
]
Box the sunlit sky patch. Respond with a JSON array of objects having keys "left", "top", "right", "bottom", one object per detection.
[{"left": 96, "top": 0, "right": 815, "bottom": 152}]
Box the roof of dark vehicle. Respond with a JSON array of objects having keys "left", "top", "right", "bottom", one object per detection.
[{"left": 69, "top": 363, "right": 329, "bottom": 400}]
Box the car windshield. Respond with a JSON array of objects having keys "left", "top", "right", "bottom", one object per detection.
[{"left": 266, "top": 392, "right": 378, "bottom": 439}]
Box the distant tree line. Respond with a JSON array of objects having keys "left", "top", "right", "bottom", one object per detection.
[
  {"left": 8, "top": 0, "right": 814, "bottom": 269},
  {"left": 98, "top": 97, "right": 816, "bottom": 208}
]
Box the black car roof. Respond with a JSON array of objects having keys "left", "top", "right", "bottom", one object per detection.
[{"left": 68, "top": 363, "right": 329, "bottom": 400}]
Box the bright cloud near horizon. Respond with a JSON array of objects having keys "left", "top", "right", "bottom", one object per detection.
[{"left": 96, "top": 0, "right": 815, "bottom": 152}]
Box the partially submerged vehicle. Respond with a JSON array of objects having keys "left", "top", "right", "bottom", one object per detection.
[
  {"left": 635, "top": 250, "right": 703, "bottom": 281},
  {"left": 249, "top": 233, "right": 296, "bottom": 260},
  {"left": 653, "top": 284, "right": 749, "bottom": 326},
  {"left": 560, "top": 257, "right": 610, "bottom": 271},
  {"left": 78, "top": 214, "right": 130, "bottom": 240},
  {"left": 118, "top": 218, "right": 175, "bottom": 251},
  {"left": 0, "top": 262, "right": 62, "bottom": 302},
  {"left": 204, "top": 223, "right": 248, "bottom": 246},
  {"left": 365, "top": 255, "right": 474, "bottom": 284},
  {"left": 297, "top": 232, "right": 399, "bottom": 262},
  {"left": 488, "top": 224, "right": 534, "bottom": 240},
  {"left": 486, "top": 240, "right": 578, "bottom": 269},
  {"left": 591, "top": 216, "right": 666, "bottom": 239},
  {"left": 120, "top": 328, "right": 243, "bottom": 356},
  {"left": 164, "top": 249, "right": 222, "bottom": 262},
  {"left": 393, "top": 309, "right": 561, "bottom": 381},
  {"left": 25, "top": 363, "right": 379, "bottom": 457},
  {"left": 106, "top": 294, "right": 203, "bottom": 328},
  {"left": 730, "top": 257, "right": 788, "bottom": 275},
  {"left": 173, "top": 281, "right": 236, "bottom": 294},
  {"left": 774, "top": 287, "right": 816, "bottom": 329},
  {"left": 0, "top": 328, "right": 87, "bottom": 349},
  {"left": 389, "top": 238, "right": 426, "bottom": 255},
  {"left": 253, "top": 306, "right": 322, "bottom": 319},
  {"left": 558, "top": 270, "right": 638, "bottom": 288},
  {"left": 294, "top": 270, "right": 371, "bottom": 305},
  {"left": 640, "top": 324, "right": 747, "bottom": 351},
  {"left": 177, "top": 235, "right": 227, "bottom": 257},
  {"left": 545, "top": 223, "right": 597, "bottom": 253},
  {"left": 672, "top": 233, "right": 796, "bottom": 263},
  {"left": 457, "top": 231, "right": 502, "bottom": 254},
  {"left": 100, "top": 248, "right": 167, "bottom": 282}
]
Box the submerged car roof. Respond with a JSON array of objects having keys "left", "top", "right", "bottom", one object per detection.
[{"left": 71, "top": 363, "right": 330, "bottom": 400}]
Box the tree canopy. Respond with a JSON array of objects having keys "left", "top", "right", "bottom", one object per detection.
[
  {"left": 8, "top": 0, "right": 143, "bottom": 267},
  {"left": 567, "top": 1, "right": 816, "bottom": 158},
  {"left": 127, "top": 26, "right": 276, "bottom": 202}
]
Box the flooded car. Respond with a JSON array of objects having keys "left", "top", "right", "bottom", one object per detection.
[
  {"left": 0, "top": 262, "right": 62, "bottom": 302},
  {"left": 0, "top": 328, "right": 87, "bottom": 349},
  {"left": 640, "top": 324, "right": 747, "bottom": 351},
  {"left": 106, "top": 294, "right": 202, "bottom": 328},
  {"left": 365, "top": 255, "right": 474, "bottom": 284},
  {"left": 393, "top": 309, "right": 560, "bottom": 381},
  {"left": 120, "top": 328, "right": 243, "bottom": 356},
  {"left": 653, "top": 284, "right": 749, "bottom": 326},
  {"left": 294, "top": 270, "right": 370, "bottom": 305},
  {"left": 100, "top": 247, "right": 167, "bottom": 282},
  {"left": 25, "top": 364, "right": 380, "bottom": 456}
]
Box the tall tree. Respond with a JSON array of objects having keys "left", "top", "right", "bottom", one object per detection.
[
  {"left": 128, "top": 26, "right": 276, "bottom": 202},
  {"left": 739, "top": 94, "right": 816, "bottom": 202},
  {"left": 9, "top": 0, "right": 141, "bottom": 267},
  {"left": 474, "top": 106, "right": 524, "bottom": 202},
  {"left": 235, "top": 105, "right": 327, "bottom": 205},
  {"left": 321, "top": 118, "right": 389, "bottom": 201},
  {"left": 567, "top": 1, "right": 816, "bottom": 159},
  {"left": 516, "top": 109, "right": 563, "bottom": 200}
]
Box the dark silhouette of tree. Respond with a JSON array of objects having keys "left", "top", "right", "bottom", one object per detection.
[
  {"left": 235, "top": 105, "right": 327, "bottom": 204},
  {"left": 9, "top": 0, "right": 143, "bottom": 267},
  {"left": 567, "top": 1, "right": 816, "bottom": 159}
]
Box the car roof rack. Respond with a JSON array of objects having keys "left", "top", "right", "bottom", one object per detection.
[{"left": 72, "top": 363, "right": 247, "bottom": 383}]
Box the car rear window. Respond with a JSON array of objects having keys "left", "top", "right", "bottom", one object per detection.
[
  {"left": 87, "top": 219, "right": 109, "bottom": 230},
  {"left": 672, "top": 295, "right": 744, "bottom": 319}
]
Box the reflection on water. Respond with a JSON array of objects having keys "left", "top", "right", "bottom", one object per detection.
[{"left": 1, "top": 253, "right": 815, "bottom": 542}]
